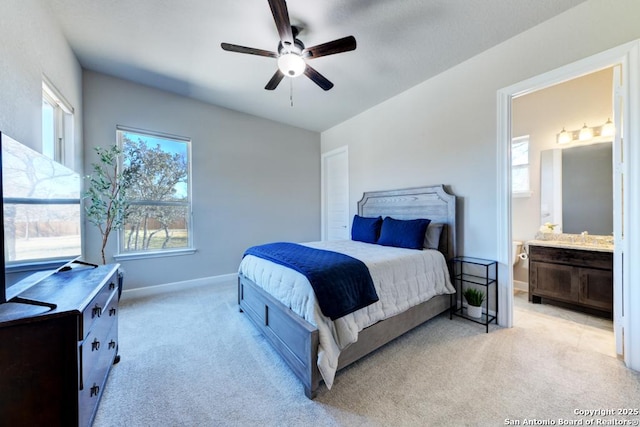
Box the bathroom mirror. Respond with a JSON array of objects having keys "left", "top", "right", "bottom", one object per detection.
[{"left": 540, "top": 141, "right": 613, "bottom": 235}]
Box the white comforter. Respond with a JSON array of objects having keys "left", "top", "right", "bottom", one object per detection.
[{"left": 238, "top": 240, "right": 455, "bottom": 389}]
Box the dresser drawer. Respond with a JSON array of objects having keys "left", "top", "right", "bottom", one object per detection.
[
  {"left": 78, "top": 323, "right": 116, "bottom": 427},
  {"left": 529, "top": 245, "right": 612, "bottom": 270},
  {"left": 80, "top": 291, "right": 118, "bottom": 390},
  {"left": 80, "top": 273, "right": 118, "bottom": 340}
]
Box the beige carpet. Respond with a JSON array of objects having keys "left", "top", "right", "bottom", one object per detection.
[{"left": 93, "top": 280, "right": 640, "bottom": 427}]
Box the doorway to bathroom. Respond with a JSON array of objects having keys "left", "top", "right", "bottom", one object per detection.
[
  {"left": 510, "top": 66, "right": 616, "bottom": 356},
  {"left": 497, "top": 40, "right": 640, "bottom": 372}
]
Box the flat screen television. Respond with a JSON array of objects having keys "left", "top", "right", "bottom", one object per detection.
[
  {"left": 1, "top": 131, "right": 82, "bottom": 307},
  {"left": 0, "top": 132, "right": 5, "bottom": 304}
]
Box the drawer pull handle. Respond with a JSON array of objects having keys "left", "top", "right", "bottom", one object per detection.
[
  {"left": 109, "top": 282, "right": 116, "bottom": 291},
  {"left": 109, "top": 307, "right": 117, "bottom": 316},
  {"left": 91, "top": 338, "right": 101, "bottom": 351},
  {"left": 108, "top": 340, "right": 116, "bottom": 349},
  {"left": 92, "top": 304, "right": 102, "bottom": 318},
  {"left": 90, "top": 383, "right": 100, "bottom": 397}
]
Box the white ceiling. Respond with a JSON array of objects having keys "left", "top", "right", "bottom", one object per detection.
[{"left": 45, "top": 0, "right": 586, "bottom": 132}]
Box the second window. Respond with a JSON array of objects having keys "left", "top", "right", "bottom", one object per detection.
[{"left": 117, "top": 127, "right": 192, "bottom": 255}]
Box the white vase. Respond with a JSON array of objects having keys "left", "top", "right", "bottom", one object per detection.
[{"left": 467, "top": 304, "right": 483, "bottom": 319}]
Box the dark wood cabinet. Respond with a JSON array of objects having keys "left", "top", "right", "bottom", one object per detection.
[
  {"left": 579, "top": 266, "right": 613, "bottom": 312},
  {"left": 0, "top": 263, "right": 120, "bottom": 426},
  {"left": 529, "top": 245, "right": 612, "bottom": 316}
]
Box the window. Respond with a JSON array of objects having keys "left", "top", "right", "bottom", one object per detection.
[
  {"left": 117, "top": 127, "right": 192, "bottom": 257},
  {"left": 42, "top": 78, "right": 74, "bottom": 166},
  {"left": 0, "top": 80, "right": 80, "bottom": 267},
  {"left": 1, "top": 134, "right": 81, "bottom": 265},
  {"left": 41, "top": 93, "right": 57, "bottom": 161},
  {"left": 512, "top": 135, "right": 531, "bottom": 197}
]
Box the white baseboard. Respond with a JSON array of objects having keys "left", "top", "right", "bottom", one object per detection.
[
  {"left": 121, "top": 273, "right": 237, "bottom": 300},
  {"left": 513, "top": 280, "right": 528, "bottom": 292}
]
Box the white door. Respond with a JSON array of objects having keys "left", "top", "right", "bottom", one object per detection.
[
  {"left": 321, "top": 146, "right": 349, "bottom": 241},
  {"left": 611, "top": 65, "right": 625, "bottom": 356}
]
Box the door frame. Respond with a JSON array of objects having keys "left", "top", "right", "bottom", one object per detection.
[
  {"left": 321, "top": 145, "right": 349, "bottom": 241},
  {"left": 496, "top": 40, "right": 640, "bottom": 371}
]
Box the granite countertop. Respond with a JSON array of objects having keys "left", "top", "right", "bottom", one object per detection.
[{"left": 526, "top": 239, "right": 614, "bottom": 253}]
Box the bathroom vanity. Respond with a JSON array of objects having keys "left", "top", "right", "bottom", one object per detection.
[{"left": 528, "top": 240, "right": 613, "bottom": 317}]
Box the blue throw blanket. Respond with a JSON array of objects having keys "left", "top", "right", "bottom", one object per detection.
[{"left": 244, "top": 242, "right": 379, "bottom": 320}]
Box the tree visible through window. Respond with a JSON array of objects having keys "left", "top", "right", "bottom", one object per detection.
[
  {"left": 117, "top": 128, "right": 191, "bottom": 254},
  {"left": 2, "top": 134, "right": 81, "bottom": 263}
]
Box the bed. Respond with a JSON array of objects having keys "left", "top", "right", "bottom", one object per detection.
[{"left": 237, "top": 184, "right": 457, "bottom": 398}]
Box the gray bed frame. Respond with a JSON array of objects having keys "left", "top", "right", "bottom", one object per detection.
[{"left": 238, "top": 184, "right": 457, "bottom": 398}]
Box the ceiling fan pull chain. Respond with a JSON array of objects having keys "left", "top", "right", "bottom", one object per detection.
[{"left": 290, "top": 78, "right": 294, "bottom": 107}]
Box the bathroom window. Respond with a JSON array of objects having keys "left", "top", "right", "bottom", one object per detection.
[{"left": 512, "top": 135, "right": 531, "bottom": 197}]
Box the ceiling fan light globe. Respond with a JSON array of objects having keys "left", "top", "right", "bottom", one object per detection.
[{"left": 277, "top": 53, "right": 305, "bottom": 77}]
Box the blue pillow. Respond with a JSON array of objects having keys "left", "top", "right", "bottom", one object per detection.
[
  {"left": 351, "top": 215, "right": 383, "bottom": 244},
  {"left": 377, "top": 217, "right": 431, "bottom": 250}
]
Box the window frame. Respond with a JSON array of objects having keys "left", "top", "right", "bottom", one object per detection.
[
  {"left": 42, "top": 77, "right": 74, "bottom": 167},
  {"left": 511, "top": 135, "right": 532, "bottom": 198},
  {"left": 114, "top": 126, "right": 195, "bottom": 260}
]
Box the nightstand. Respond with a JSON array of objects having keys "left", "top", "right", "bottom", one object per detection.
[{"left": 449, "top": 256, "right": 498, "bottom": 333}]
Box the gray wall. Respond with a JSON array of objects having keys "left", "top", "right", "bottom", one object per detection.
[
  {"left": 0, "top": 0, "right": 83, "bottom": 170},
  {"left": 83, "top": 72, "right": 320, "bottom": 289},
  {"left": 321, "top": 0, "right": 640, "bottom": 262}
]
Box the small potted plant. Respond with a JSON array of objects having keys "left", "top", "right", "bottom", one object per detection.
[{"left": 463, "top": 288, "right": 485, "bottom": 319}]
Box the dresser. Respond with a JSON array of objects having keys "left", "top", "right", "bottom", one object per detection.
[{"left": 0, "top": 263, "right": 120, "bottom": 426}]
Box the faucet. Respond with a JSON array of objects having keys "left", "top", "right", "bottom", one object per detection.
[{"left": 581, "top": 231, "right": 588, "bottom": 244}]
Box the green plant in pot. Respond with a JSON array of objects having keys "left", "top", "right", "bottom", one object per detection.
[{"left": 463, "top": 287, "right": 485, "bottom": 319}]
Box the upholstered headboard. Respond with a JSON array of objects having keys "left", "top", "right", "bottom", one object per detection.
[{"left": 357, "top": 184, "right": 457, "bottom": 261}]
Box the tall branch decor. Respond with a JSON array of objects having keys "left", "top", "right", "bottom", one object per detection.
[{"left": 84, "top": 146, "right": 137, "bottom": 264}]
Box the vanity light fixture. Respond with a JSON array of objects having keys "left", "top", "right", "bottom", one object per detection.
[
  {"left": 579, "top": 123, "right": 593, "bottom": 141},
  {"left": 557, "top": 119, "right": 614, "bottom": 145},
  {"left": 557, "top": 127, "right": 572, "bottom": 144},
  {"left": 601, "top": 118, "right": 615, "bottom": 137}
]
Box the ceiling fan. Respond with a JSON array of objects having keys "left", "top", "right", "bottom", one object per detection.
[{"left": 221, "top": 0, "right": 356, "bottom": 91}]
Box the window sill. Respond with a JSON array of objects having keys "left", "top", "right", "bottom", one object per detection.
[
  {"left": 6, "top": 257, "right": 80, "bottom": 274},
  {"left": 512, "top": 191, "right": 532, "bottom": 198},
  {"left": 114, "top": 248, "right": 197, "bottom": 261}
]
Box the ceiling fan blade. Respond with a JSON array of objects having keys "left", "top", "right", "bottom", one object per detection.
[
  {"left": 303, "top": 36, "right": 357, "bottom": 59},
  {"left": 221, "top": 43, "right": 278, "bottom": 58},
  {"left": 267, "top": 0, "right": 293, "bottom": 45},
  {"left": 265, "top": 69, "right": 285, "bottom": 90},
  {"left": 304, "top": 65, "right": 334, "bottom": 91}
]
